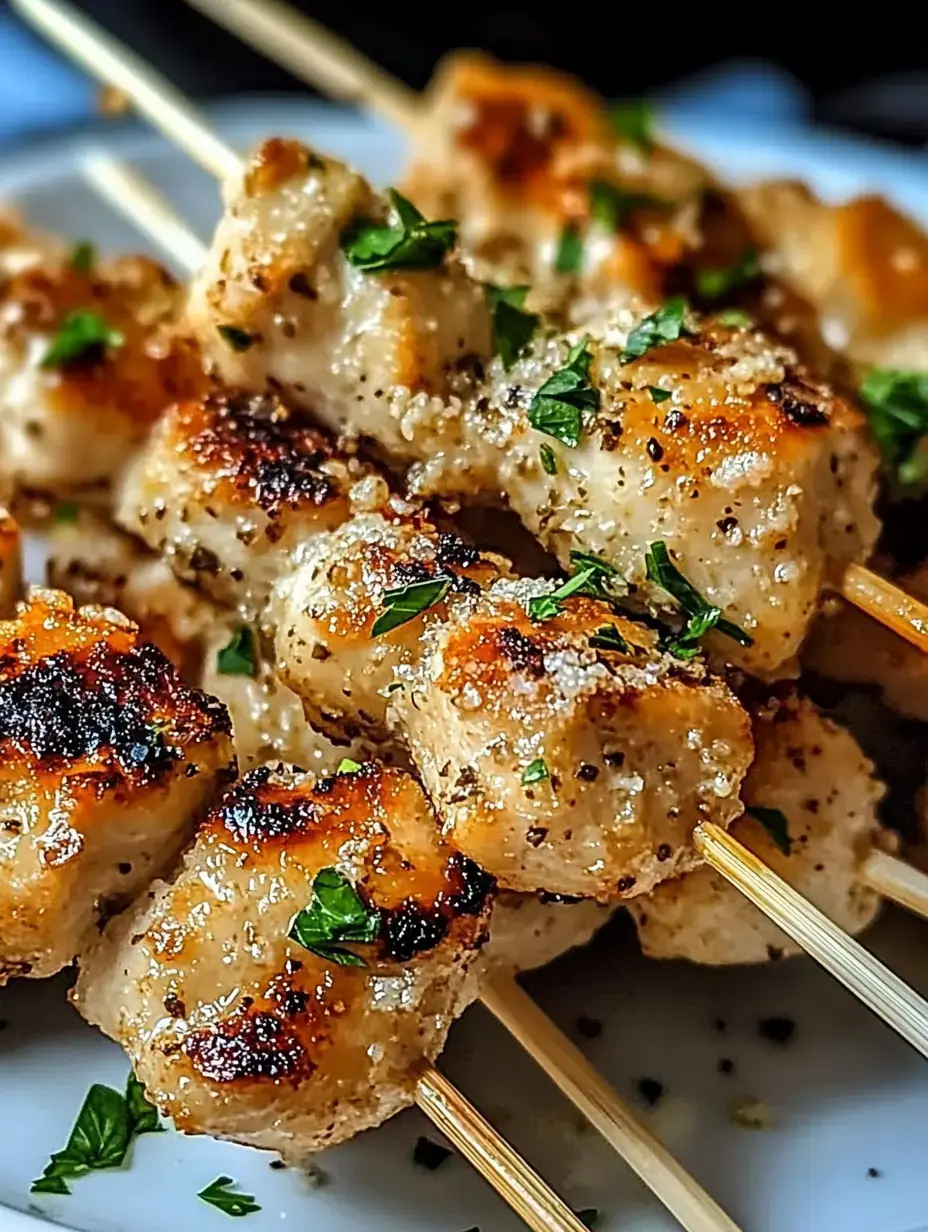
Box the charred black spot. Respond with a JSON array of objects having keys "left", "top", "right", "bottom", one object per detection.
[
  {"left": 435, "top": 533, "right": 480, "bottom": 570},
  {"left": 448, "top": 573, "right": 482, "bottom": 596},
  {"left": 183, "top": 1010, "right": 311, "bottom": 1083},
  {"left": 765, "top": 379, "right": 829, "bottom": 427},
  {"left": 188, "top": 545, "right": 221, "bottom": 575},
  {"left": 381, "top": 902, "right": 449, "bottom": 962},
  {"left": 497, "top": 627, "right": 545, "bottom": 675},
  {"left": 218, "top": 766, "right": 321, "bottom": 841},
  {"left": 445, "top": 853, "right": 495, "bottom": 916},
  {"left": 391, "top": 560, "right": 433, "bottom": 587}
]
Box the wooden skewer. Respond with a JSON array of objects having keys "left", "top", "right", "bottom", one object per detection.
[
  {"left": 861, "top": 850, "right": 928, "bottom": 922},
  {"left": 170, "top": 0, "right": 928, "bottom": 660},
  {"left": 415, "top": 1065, "right": 587, "bottom": 1232},
  {"left": 695, "top": 822, "right": 928, "bottom": 1058},
  {"left": 80, "top": 145, "right": 743, "bottom": 1232}
]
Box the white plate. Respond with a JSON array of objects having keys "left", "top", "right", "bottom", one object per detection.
[{"left": 2, "top": 100, "right": 928, "bottom": 1232}]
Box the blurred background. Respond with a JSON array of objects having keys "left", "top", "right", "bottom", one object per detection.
[{"left": 1, "top": 0, "right": 927, "bottom": 150}]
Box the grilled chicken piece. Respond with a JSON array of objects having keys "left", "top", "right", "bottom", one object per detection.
[
  {"left": 404, "top": 52, "right": 710, "bottom": 314},
  {"left": 118, "top": 388, "right": 377, "bottom": 616},
  {"left": 738, "top": 181, "right": 928, "bottom": 369},
  {"left": 272, "top": 513, "right": 753, "bottom": 900},
  {"left": 0, "top": 588, "right": 234, "bottom": 985},
  {"left": 47, "top": 514, "right": 356, "bottom": 772},
  {"left": 0, "top": 507, "right": 21, "bottom": 615},
  {"left": 186, "top": 139, "right": 492, "bottom": 455},
  {"left": 482, "top": 892, "right": 613, "bottom": 975},
  {"left": 74, "top": 761, "right": 494, "bottom": 1157},
  {"left": 627, "top": 691, "right": 890, "bottom": 964},
  {"left": 406, "top": 314, "right": 881, "bottom": 677},
  {"left": 803, "top": 562, "right": 928, "bottom": 721},
  {"left": 0, "top": 250, "right": 201, "bottom": 499}
]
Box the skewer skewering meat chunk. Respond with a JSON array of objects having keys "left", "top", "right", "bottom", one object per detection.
[
  {"left": 0, "top": 589, "right": 234, "bottom": 984},
  {"left": 73, "top": 761, "right": 494, "bottom": 1157},
  {"left": 0, "top": 249, "right": 200, "bottom": 498},
  {"left": 627, "top": 692, "right": 890, "bottom": 964},
  {"left": 271, "top": 513, "right": 754, "bottom": 900},
  {"left": 186, "top": 139, "right": 492, "bottom": 457}
]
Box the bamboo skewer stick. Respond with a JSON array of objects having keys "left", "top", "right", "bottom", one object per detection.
[
  {"left": 80, "top": 146, "right": 742, "bottom": 1232},
  {"left": 841, "top": 563, "right": 928, "bottom": 654},
  {"left": 695, "top": 823, "right": 928, "bottom": 1058},
  {"left": 861, "top": 850, "right": 928, "bottom": 922}
]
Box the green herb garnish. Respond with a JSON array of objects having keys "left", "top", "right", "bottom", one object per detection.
[
  {"left": 528, "top": 339, "right": 600, "bottom": 447},
  {"left": 567, "top": 549, "right": 623, "bottom": 599},
  {"left": 539, "top": 442, "right": 558, "bottom": 475},
  {"left": 528, "top": 567, "right": 598, "bottom": 622},
  {"left": 40, "top": 309, "right": 124, "bottom": 370},
  {"left": 486, "top": 284, "right": 539, "bottom": 370},
  {"left": 70, "top": 240, "right": 96, "bottom": 275},
  {"left": 859, "top": 368, "right": 928, "bottom": 491},
  {"left": 589, "top": 623, "right": 631, "bottom": 653},
  {"left": 620, "top": 297, "right": 689, "bottom": 363},
  {"left": 555, "top": 223, "right": 583, "bottom": 275},
  {"left": 216, "top": 626, "right": 256, "bottom": 677},
  {"left": 610, "top": 100, "right": 655, "bottom": 152},
  {"left": 717, "top": 307, "right": 752, "bottom": 328},
  {"left": 645, "top": 541, "right": 752, "bottom": 654},
  {"left": 648, "top": 385, "right": 671, "bottom": 403},
  {"left": 521, "top": 758, "right": 549, "bottom": 786},
  {"left": 372, "top": 575, "right": 452, "bottom": 638},
  {"left": 125, "top": 1075, "right": 163, "bottom": 1137},
  {"left": 341, "top": 189, "right": 457, "bottom": 272},
  {"left": 747, "top": 805, "right": 792, "bottom": 856},
  {"left": 695, "top": 247, "right": 760, "bottom": 301},
  {"left": 198, "top": 1176, "right": 261, "bottom": 1218},
  {"left": 289, "top": 867, "right": 381, "bottom": 968},
  {"left": 31, "top": 1083, "right": 133, "bottom": 1195},
  {"left": 589, "top": 180, "right": 664, "bottom": 232},
  {"left": 54, "top": 500, "right": 79, "bottom": 524},
  {"left": 336, "top": 758, "right": 362, "bottom": 775}
]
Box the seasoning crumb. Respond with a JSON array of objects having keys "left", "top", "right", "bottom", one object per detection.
[
  {"left": 575, "top": 1015, "right": 603, "bottom": 1040},
  {"left": 98, "top": 84, "right": 130, "bottom": 116},
  {"left": 637, "top": 1077, "right": 664, "bottom": 1107},
  {"left": 758, "top": 1016, "right": 796, "bottom": 1045},
  {"left": 867, "top": 1167, "right": 881, "bottom": 1179},
  {"left": 413, "top": 1135, "right": 453, "bottom": 1170},
  {"left": 717, "top": 1058, "right": 735, "bottom": 1076},
  {"left": 730, "top": 1096, "right": 772, "bottom": 1130}
]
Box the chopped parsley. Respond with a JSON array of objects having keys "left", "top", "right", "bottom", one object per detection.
[
  {"left": 54, "top": 500, "right": 79, "bottom": 524},
  {"left": 620, "top": 297, "right": 689, "bottom": 363},
  {"left": 528, "top": 567, "right": 598, "bottom": 621},
  {"left": 589, "top": 623, "right": 630, "bottom": 653},
  {"left": 589, "top": 180, "right": 664, "bottom": 232},
  {"left": 40, "top": 309, "right": 125, "bottom": 370},
  {"left": 216, "top": 626, "right": 256, "bottom": 677},
  {"left": 31, "top": 1076, "right": 156, "bottom": 1196},
  {"left": 695, "top": 246, "right": 760, "bottom": 301},
  {"left": 555, "top": 223, "right": 584, "bottom": 275},
  {"left": 645, "top": 541, "right": 752, "bottom": 656},
  {"left": 70, "top": 240, "right": 96, "bottom": 275},
  {"left": 859, "top": 368, "right": 928, "bottom": 491},
  {"left": 648, "top": 385, "right": 671, "bottom": 403},
  {"left": 486, "top": 284, "right": 539, "bottom": 370},
  {"left": 217, "top": 324, "right": 257, "bottom": 352},
  {"left": 521, "top": 758, "right": 549, "bottom": 786},
  {"left": 289, "top": 867, "right": 381, "bottom": 968},
  {"left": 717, "top": 307, "right": 752, "bottom": 328},
  {"left": 412, "top": 1136, "right": 453, "bottom": 1170},
  {"left": 610, "top": 100, "right": 655, "bottom": 153},
  {"left": 341, "top": 189, "right": 457, "bottom": 272},
  {"left": 528, "top": 339, "right": 600, "bottom": 447},
  {"left": 336, "top": 758, "right": 362, "bottom": 775},
  {"left": 539, "top": 442, "right": 558, "bottom": 475},
  {"left": 567, "top": 550, "right": 623, "bottom": 599},
  {"left": 198, "top": 1176, "right": 261, "bottom": 1217},
  {"left": 372, "top": 574, "right": 452, "bottom": 637},
  {"left": 747, "top": 805, "right": 792, "bottom": 856}
]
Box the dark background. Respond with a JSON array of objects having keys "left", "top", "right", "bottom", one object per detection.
[{"left": 5, "top": 0, "right": 928, "bottom": 146}]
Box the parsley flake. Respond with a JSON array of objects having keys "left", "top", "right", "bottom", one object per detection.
[
  {"left": 589, "top": 180, "right": 664, "bottom": 232},
  {"left": 859, "top": 368, "right": 928, "bottom": 491},
  {"left": 521, "top": 758, "right": 549, "bottom": 786},
  {"left": 486, "top": 284, "right": 539, "bottom": 370},
  {"left": 717, "top": 307, "right": 752, "bottom": 328},
  {"left": 372, "top": 575, "right": 452, "bottom": 637},
  {"left": 528, "top": 566, "right": 599, "bottom": 621},
  {"left": 40, "top": 309, "right": 125, "bottom": 370},
  {"left": 336, "top": 758, "right": 362, "bottom": 775},
  {"left": 648, "top": 385, "right": 671, "bottom": 403},
  {"left": 31, "top": 1083, "right": 132, "bottom": 1195},
  {"left": 216, "top": 626, "right": 256, "bottom": 677},
  {"left": 589, "top": 623, "right": 630, "bottom": 653},
  {"left": 567, "top": 550, "right": 623, "bottom": 599},
  {"left": 621, "top": 297, "right": 689, "bottom": 363},
  {"left": 539, "top": 442, "right": 558, "bottom": 475},
  {"left": 125, "top": 1074, "right": 163, "bottom": 1137},
  {"left": 610, "top": 100, "right": 655, "bottom": 152},
  {"left": 555, "top": 223, "right": 584, "bottom": 274},
  {"left": 54, "top": 500, "right": 79, "bottom": 524},
  {"left": 289, "top": 867, "right": 381, "bottom": 968},
  {"left": 341, "top": 189, "right": 457, "bottom": 272},
  {"left": 747, "top": 805, "right": 792, "bottom": 856},
  {"left": 198, "top": 1176, "right": 261, "bottom": 1218},
  {"left": 528, "top": 340, "right": 600, "bottom": 447},
  {"left": 695, "top": 247, "right": 761, "bottom": 301},
  {"left": 70, "top": 240, "right": 96, "bottom": 275},
  {"left": 645, "top": 541, "right": 752, "bottom": 654}
]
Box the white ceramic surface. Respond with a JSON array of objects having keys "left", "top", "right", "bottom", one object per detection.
[{"left": 1, "top": 101, "right": 928, "bottom": 1232}]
